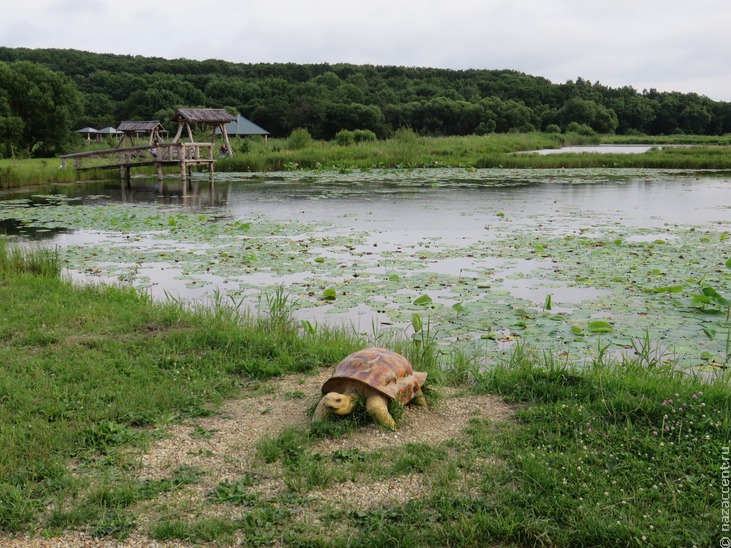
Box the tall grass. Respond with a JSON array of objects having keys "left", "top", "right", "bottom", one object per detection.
[
  {"left": 0, "top": 158, "right": 77, "bottom": 188},
  {"left": 216, "top": 132, "right": 580, "bottom": 172},
  {"left": 4, "top": 133, "right": 731, "bottom": 189},
  {"left": 0, "top": 238, "right": 60, "bottom": 277}
]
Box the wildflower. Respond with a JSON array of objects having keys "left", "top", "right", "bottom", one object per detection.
[
  {"left": 675, "top": 393, "right": 679, "bottom": 397},
  {"left": 652, "top": 431, "right": 658, "bottom": 436},
  {"left": 698, "top": 391, "right": 703, "bottom": 396},
  {"left": 692, "top": 393, "right": 697, "bottom": 399}
]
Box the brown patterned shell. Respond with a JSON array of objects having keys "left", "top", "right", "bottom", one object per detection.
[{"left": 321, "top": 347, "right": 427, "bottom": 405}]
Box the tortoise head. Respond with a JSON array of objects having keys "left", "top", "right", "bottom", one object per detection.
[
  {"left": 313, "top": 391, "right": 358, "bottom": 423},
  {"left": 321, "top": 392, "right": 358, "bottom": 415}
]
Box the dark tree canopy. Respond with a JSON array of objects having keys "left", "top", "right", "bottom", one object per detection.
[
  {"left": 0, "top": 60, "right": 82, "bottom": 157},
  {"left": 0, "top": 46, "right": 729, "bottom": 153}
]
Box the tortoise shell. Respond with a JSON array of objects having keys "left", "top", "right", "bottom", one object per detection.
[{"left": 321, "top": 347, "right": 427, "bottom": 405}]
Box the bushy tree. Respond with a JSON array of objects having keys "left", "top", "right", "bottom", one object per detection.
[
  {"left": 334, "top": 129, "right": 355, "bottom": 146},
  {"left": 2, "top": 47, "right": 729, "bottom": 139},
  {"left": 287, "top": 127, "right": 313, "bottom": 150},
  {"left": 0, "top": 61, "right": 82, "bottom": 156}
]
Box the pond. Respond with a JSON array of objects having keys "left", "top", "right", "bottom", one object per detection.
[{"left": 2, "top": 167, "right": 730, "bottom": 369}]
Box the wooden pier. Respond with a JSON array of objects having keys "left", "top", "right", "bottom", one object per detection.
[
  {"left": 60, "top": 142, "right": 215, "bottom": 183},
  {"left": 61, "top": 108, "right": 236, "bottom": 184}
]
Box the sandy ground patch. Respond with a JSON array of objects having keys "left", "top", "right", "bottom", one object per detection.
[{"left": 3, "top": 370, "right": 515, "bottom": 547}]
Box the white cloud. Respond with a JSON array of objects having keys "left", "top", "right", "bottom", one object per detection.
[{"left": 2, "top": 0, "right": 730, "bottom": 100}]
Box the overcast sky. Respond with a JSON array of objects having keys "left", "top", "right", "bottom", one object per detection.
[{"left": 3, "top": 0, "right": 730, "bottom": 101}]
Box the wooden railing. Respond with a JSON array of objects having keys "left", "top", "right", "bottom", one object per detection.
[{"left": 60, "top": 143, "right": 214, "bottom": 171}]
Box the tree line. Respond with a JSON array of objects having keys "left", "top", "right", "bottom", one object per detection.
[{"left": 1, "top": 46, "right": 731, "bottom": 157}]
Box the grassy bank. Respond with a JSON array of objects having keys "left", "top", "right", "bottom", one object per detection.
[
  {"left": 1, "top": 243, "right": 729, "bottom": 546},
  {"left": 0, "top": 158, "right": 78, "bottom": 188},
  {"left": 217, "top": 132, "right": 731, "bottom": 172},
  {"left": 4, "top": 132, "right": 731, "bottom": 190}
]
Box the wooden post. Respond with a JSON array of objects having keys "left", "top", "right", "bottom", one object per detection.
[
  {"left": 219, "top": 123, "right": 233, "bottom": 157},
  {"left": 179, "top": 142, "right": 186, "bottom": 185}
]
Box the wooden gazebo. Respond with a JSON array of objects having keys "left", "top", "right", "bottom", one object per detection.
[
  {"left": 170, "top": 108, "right": 236, "bottom": 156},
  {"left": 117, "top": 120, "right": 166, "bottom": 146}
]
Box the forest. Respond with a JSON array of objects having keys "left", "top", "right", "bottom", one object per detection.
[{"left": 1, "top": 46, "right": 731, "bottom": 157}]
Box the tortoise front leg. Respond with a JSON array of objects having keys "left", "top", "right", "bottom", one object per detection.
[
  {"left": 365, "top": 394, "right": 396, "bottom": 430},
  {"left": 312, "top": 396, "right": 331, "bottom": 424}
]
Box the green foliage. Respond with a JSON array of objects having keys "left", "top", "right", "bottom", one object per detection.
[
  {"left": 0, "top": 483, "right": 36, "bottom": 532},
  {"left": 353, "top": 129, "right": 377, "bottom": 142},
  {"left": 0, "top": 61, "right": 82, "bottom": 157},
  {"left": 334, "top": 129, "right": 355, "bottom": 146},
  {"left": 0, "top": 239, "right": 60, "bottom": 277},
  {"left": 1, "top": 47, "right": 730, "bottom": 147},
  {"left": 566, "top": 121, "right": 597, "bottom": 136},
  {"left": 287, "top": 127, "right": 313, "bottom": 150}
]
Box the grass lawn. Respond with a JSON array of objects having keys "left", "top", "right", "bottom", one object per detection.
[{"left": 0, "top": 242, "right": 729, "bottom": 546}]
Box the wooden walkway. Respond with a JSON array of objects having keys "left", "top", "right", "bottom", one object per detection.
[{"left": 60, "top": 142, "right": 216, "bottom": 183}]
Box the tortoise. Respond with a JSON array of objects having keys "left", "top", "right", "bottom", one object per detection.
[{"left": 313, "top": 347, "right": 427, "bottom": 429}]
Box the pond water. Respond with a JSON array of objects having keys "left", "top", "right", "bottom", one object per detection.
[
  {"left": 2, "top": 168, "right": 730, "bottom": 368},
  {"left": 523, "top": 144, "right": 659, "bottom": 155}
]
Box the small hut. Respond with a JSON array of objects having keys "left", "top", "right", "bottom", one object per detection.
[
  {"left": 76, "top": 127, "right": 98, "bottom": 141},
  {"left": 170, "top": 108, "right": 236, "bottom": 156},
  {"left": 217, "top": 114, "right": 269, "bottom": 143},
  {"left": 117, "top": 121, "right": 167, "bottom": 146},
  {"left": 97, "top": 126, "right": 123, "bottom": 141}
]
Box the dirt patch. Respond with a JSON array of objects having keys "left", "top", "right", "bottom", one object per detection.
[{"left": 3, "top": 370, "right": 515, "bottom": 547}]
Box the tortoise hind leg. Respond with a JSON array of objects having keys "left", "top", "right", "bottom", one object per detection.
[
  {"left": 411, "top": 386, "right": 428, "bottom": 409},
  {"left": 365, "top": 394, "right": 396, "bottom": 430}
]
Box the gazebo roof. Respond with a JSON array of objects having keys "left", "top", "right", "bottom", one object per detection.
[
  {"left": 117, "top": 120, "right": 165, "bottom": 133},
  {"left": 171, "top": 108, "right": 236, "bottom": 124},
  {"left": 217, "top": 114, "right": 269, "bottom": 136}
]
